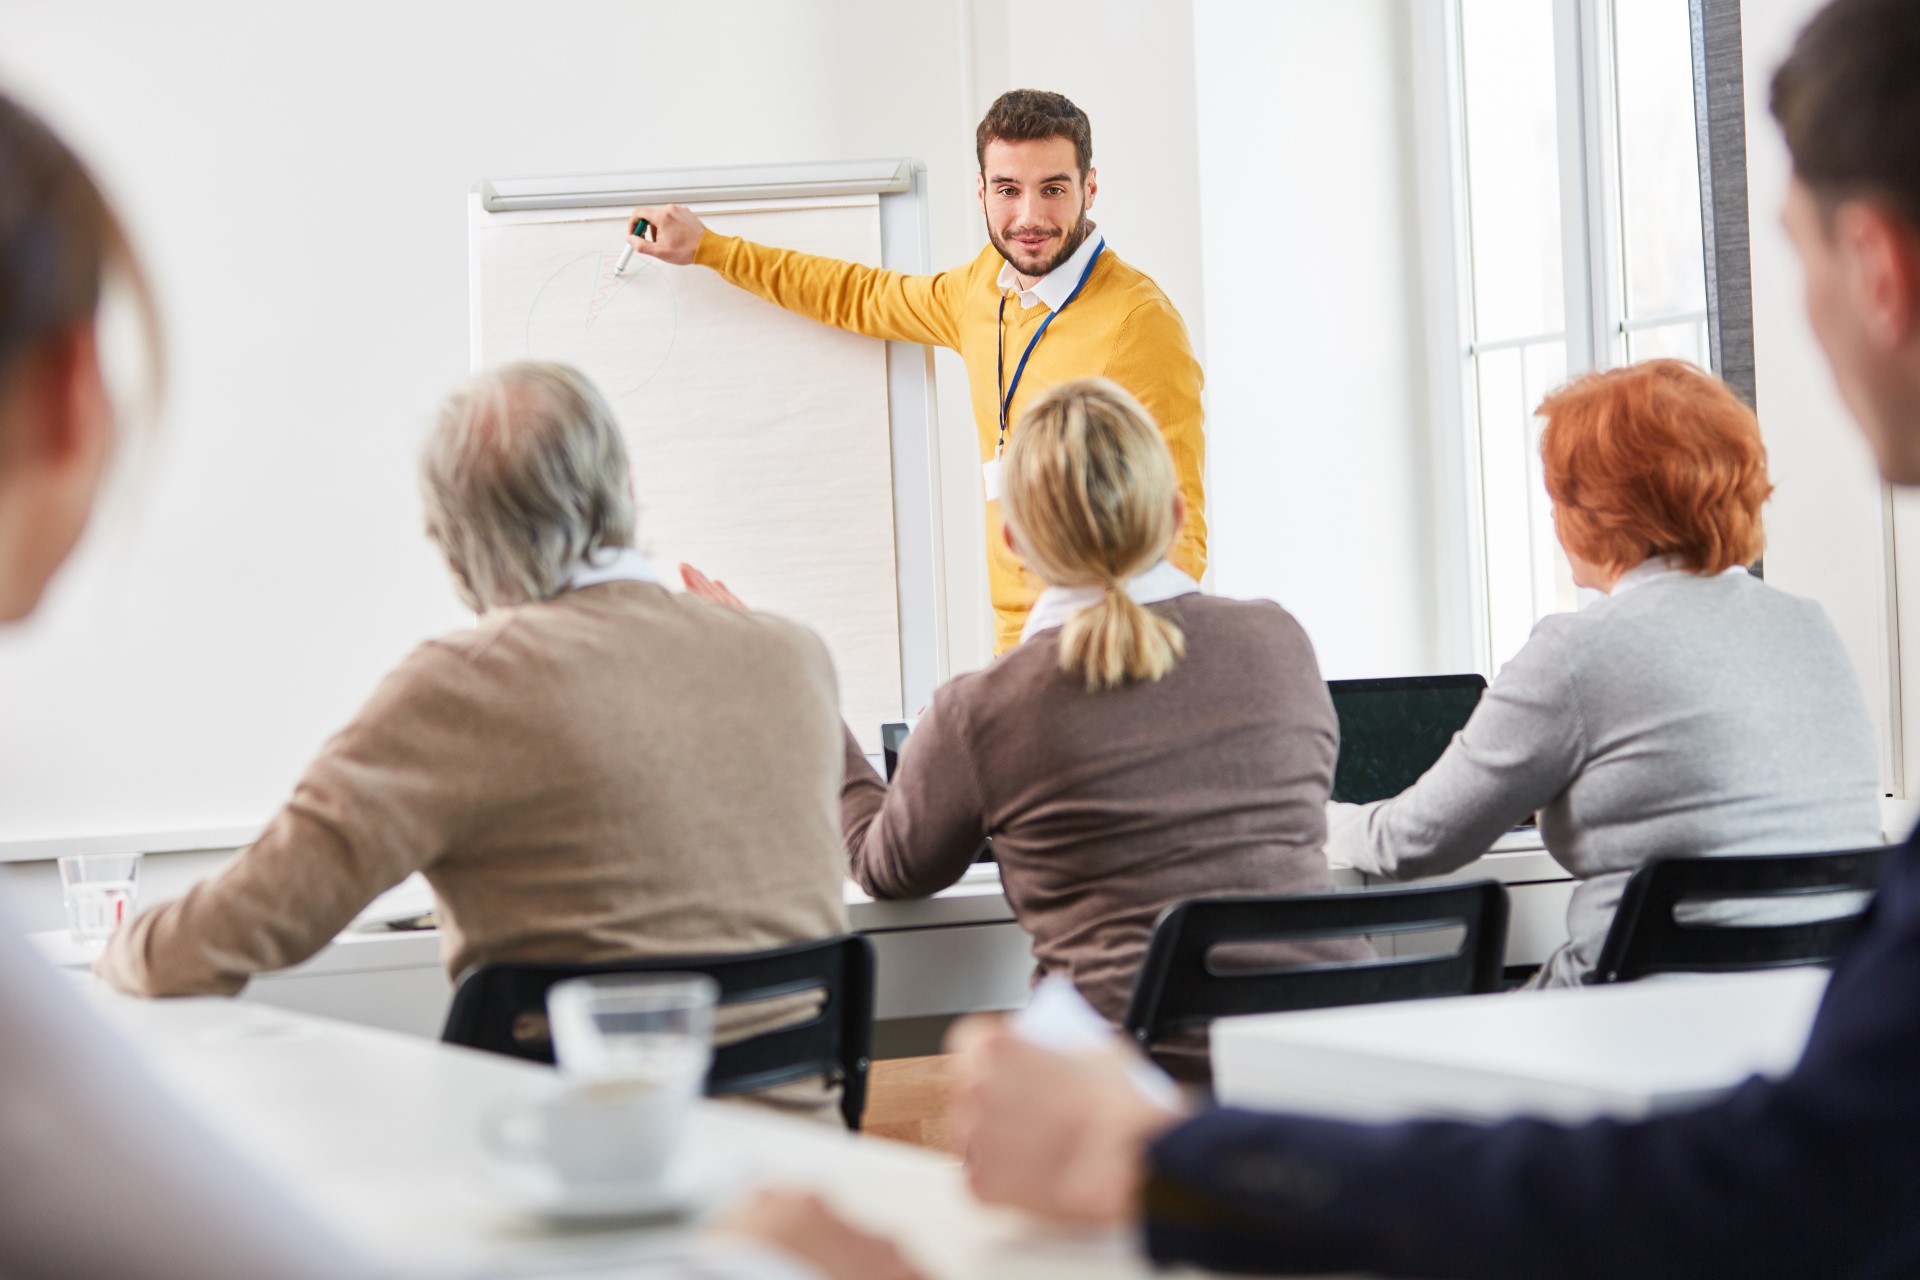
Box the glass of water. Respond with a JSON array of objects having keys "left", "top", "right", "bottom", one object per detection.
[
  {"left": 58, "top": 852, "right": 141, "bottom": 946},
  {"left": 546, "top": 972, "right": 717, "bottom": 1089}
]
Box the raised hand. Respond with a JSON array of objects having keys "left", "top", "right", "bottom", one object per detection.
[{"left": 680, "top": 563, "right": 748, "bottom": 611}]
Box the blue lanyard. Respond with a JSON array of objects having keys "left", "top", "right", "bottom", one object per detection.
[{"left": 995, "top": 240, "right": 1106, "bottom": 451}]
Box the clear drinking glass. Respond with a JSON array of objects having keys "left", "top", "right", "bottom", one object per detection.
[
  {"left": 545, "top": 972, "right": 718, "bottom": 1089},
  {"left": 58, "top": 852, "right": 141, "bottom": 946}
]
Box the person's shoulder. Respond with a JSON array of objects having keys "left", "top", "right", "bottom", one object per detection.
[
  {"left": 667, "top": 592, "right": 835, "bottom": 672},
  {"left": 968, "top": 634, "right": 1059, "bottom": 688},
  {"left": 1729, "top": 568, "right": 1829, "bottom": 616},
  {"left": 1597, "top": 569, "right": 1820, "bottom": 636},
  {"left": 952, "top": 633, "right": 1093, "bottom": 716},
  {"left": 959, "top": 242, "right": 1006, "bottom": 285},
  {"left": 337, "top": 625, "right": 493, "bottom": 727},
  {"left": 1098, "top": 249, "right": 1187, "bottom": 318},
  {"left": 1725, "top": 571, "right": 1854, "bottom": 648},
  {"left": 1172, "top": 593, "right": 1311, "bottom": 645}
]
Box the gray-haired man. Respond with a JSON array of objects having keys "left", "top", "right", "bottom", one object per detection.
[{"left": 99, "top": 362, "right": 850, "bottom": 1091}]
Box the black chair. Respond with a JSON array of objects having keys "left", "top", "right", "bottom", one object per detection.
[
  {"left": 1587, "top": 847, "right": 1890, "bottom": 985},
  {"left": 442, "top": 935, "right": 875, "bottom": 1131},
  {"left": 1123, "top": 881, "right": 1509, "bottom": 1053}
]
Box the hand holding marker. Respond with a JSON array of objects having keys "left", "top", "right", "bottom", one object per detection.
[{"left": 615, "top": 216, "right": 652, "bottom": 276}]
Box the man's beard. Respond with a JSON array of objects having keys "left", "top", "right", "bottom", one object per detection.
[{"left": 989, "top": 210, "right": 1093, "bottom": 280}]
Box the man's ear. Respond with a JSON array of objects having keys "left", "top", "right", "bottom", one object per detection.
[
  {"left": 975, "top": 170, "right": 987, "bottom": 208},
  {"left": 1084, "top": 167, "right": 1098, "bottom": 214},
  {"left": 1840, "top": 202, "right": 1920, "bottom": 350}
]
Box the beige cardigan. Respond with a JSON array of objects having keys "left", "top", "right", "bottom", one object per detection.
[{"left": 99, "top": 581, "right": 850, "bottom": 1004}]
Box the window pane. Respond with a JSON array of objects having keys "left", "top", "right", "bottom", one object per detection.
[
  {"left": 1612, "top": 0, "right": 1709, "bottom": 320},
  {"left": 1460, "top": 0, "right": 1565, "bottom": 343},
  {"left": 1522, "top": 341, "right": 1576, "bottom": 620},
  {"left": 1625, "top": 320, "right": 1707, "bottom": 365},
  {"left": 1476, "top": 347, "right": 1532, "bottom": 664},
  {"left": 1476, "top": 338, "right": 1568, "bottom": 668}
]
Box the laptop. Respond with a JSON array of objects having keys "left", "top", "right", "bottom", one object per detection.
[
  {"left": 1327, "top": 674, "right": 1489, "bottom": 805},
  {"left": 878, "top": 720, "right": 995, "bottom": 863},
  {"left": 879, "top": 721, "right": 914, "bottom": 781}
]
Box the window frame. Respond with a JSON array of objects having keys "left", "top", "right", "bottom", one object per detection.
[{"left": 1417, "top": 0, "right": 1715, "bottom": 674}]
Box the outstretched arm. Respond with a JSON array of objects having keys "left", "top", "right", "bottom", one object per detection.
[
  {"left": 1325, "top": 617, "right": 1586, "bottom": 881},
  {"left": 96, "top": 644, "right": 474, "bottom": 997},
  {"left": 625, "top": 203, "right": 967, "bottom": 349},
  {"left": 840, "top": 685, "right": 989, "bottom": 901}
]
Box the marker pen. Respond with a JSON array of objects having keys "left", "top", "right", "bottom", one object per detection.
[{"left": 614, "top": 217, "right": 651, "bottom": 276}]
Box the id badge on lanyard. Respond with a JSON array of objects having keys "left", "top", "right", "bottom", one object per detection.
[
  {"left": 989, "top": 240, "right": 1106, "bottom": 502},
  {"left": 981, "top": 456, "right": 1004, "bottom": 503}
]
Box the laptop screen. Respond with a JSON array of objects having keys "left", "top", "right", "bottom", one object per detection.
[{"left": 1327, "top": 675, "right": 1488, "bottom": 805}]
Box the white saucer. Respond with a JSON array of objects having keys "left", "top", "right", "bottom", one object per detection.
[{"left": 490, "top": 1146, "right": 740, "bottom": 1222}]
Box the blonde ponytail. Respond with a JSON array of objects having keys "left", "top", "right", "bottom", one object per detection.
[
  {"left": 1059, "top": 583, "right": 1187, "bottom": 692},
  {"left": 1002, "top": 378, "right": 1188, "bottom": 691}
]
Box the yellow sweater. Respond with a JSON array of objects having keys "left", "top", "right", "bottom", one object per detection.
[{"left": 694, "top": 231, "right": 1208, "bottom": 653}]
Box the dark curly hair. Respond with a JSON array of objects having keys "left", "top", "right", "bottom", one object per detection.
[{"left": 975, "top": 89, "right": 1092, "bottom": 176}]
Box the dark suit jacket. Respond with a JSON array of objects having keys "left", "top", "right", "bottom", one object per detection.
[{"left": 1143, "top": 827, "right": 1920, "bottom": 1278}]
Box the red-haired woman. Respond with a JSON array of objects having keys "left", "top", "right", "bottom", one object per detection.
[{"left": 1326, "top": 359, "right": 1882, "bottom": 988}]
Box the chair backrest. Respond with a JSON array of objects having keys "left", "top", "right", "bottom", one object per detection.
[
  {"left": 442, "top": 934, "right": 875, "bottom": 1130},
  {"left": 1122, "top": 881, "right": 1509, "bottom": 1050},
  {"left": 1588, "top": 847, "right": 1890, "bottom": 985}
]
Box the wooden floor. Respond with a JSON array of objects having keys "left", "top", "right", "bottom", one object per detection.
[{"left": 862, "top": 1054, "right": 961, "bottom": 1154}]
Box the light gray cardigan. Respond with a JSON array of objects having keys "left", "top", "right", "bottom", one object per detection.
[{"left": 1326, "top": 563, "right": 1883, "bottom": 988}]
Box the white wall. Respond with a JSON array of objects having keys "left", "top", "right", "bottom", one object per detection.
[
  {"left": 0, "top": 0, "right": 1214, "bottom": 912},
  {"left": 1192, "top": 0, "right": 1447, "bottom": 679},
  {"left": 1740, "top": 0, "right": 1903, "bottom": 798},
  {"left": 0, "top": 0, "right": 990, "bottom": 852}
]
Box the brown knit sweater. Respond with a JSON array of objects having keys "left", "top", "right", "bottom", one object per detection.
[
  {"left": 99, "top": 582, "right": 850, "bottom": 1003},
  {"left": 841, "top": 594, "right": 1370, "bottom": 1079}
]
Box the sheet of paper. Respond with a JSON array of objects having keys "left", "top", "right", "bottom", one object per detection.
[
  {"left": 474, "top": 199, "right": 903, "bottom": 752},
  {"left": 1012, "top": 975, "right": 1183, "bottom": 1107}
]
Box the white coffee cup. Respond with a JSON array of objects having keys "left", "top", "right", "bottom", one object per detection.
[
  {"left": 485, "top": 1073, "right": 696, "bottom": 1188},
  {"left": 486, "top": 973, "right": 718, "bottom": 1189}
]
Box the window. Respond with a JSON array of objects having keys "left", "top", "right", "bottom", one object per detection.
[
  {"left": 1611, "top": 0, "right": 1711, "bottom": 366},
  {"left": 1445, "top": 0, "right": 1710, "bottom": 669}
]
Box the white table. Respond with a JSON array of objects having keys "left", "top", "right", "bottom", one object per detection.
[
  {"left": 33, "top": 863, "right": 1043, "bottom": 1038},
  {"left": 1211, "top": 967, "right": 1830, "bottom": 1124},
  {"left": 36, "top": 844, "right": 1579, "bottom": 1043},
  {"left": 83, "top": 985, "right": 1162, "bottom": 1280}
]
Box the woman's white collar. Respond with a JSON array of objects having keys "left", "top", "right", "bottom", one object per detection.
[
  {"left": 1608, "top": 555, "right": 1749, "bottom": 597},
  {"left": 1020, "top": 559, "right": 1201, "bottom": 643}
]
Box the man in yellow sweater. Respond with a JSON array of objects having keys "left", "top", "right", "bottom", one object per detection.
[{"left": 625, "top": 90, "right": 1206, "bottom": 653}]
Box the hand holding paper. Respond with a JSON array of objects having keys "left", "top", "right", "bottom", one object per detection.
[{"left": 946, "top": 977, "right": 1187, "bottom": 1226}]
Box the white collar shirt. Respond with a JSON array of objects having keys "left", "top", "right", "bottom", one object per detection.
[
  {"left": 996, "top": 227, "right": 1107, "bottom": 312},
  {"left": 565, "top": 546, "right": 666, "bottom": 592},
  {"left": 1019, "top": 559, "right": 1201, "bottom": 645},
  {"left": 1608, "top": 554, "right": 1750, "bottom": 598}
]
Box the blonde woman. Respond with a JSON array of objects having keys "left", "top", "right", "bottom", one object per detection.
[{"left": 694, "top": 378, "right": 1366, "bottom": 1078}]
